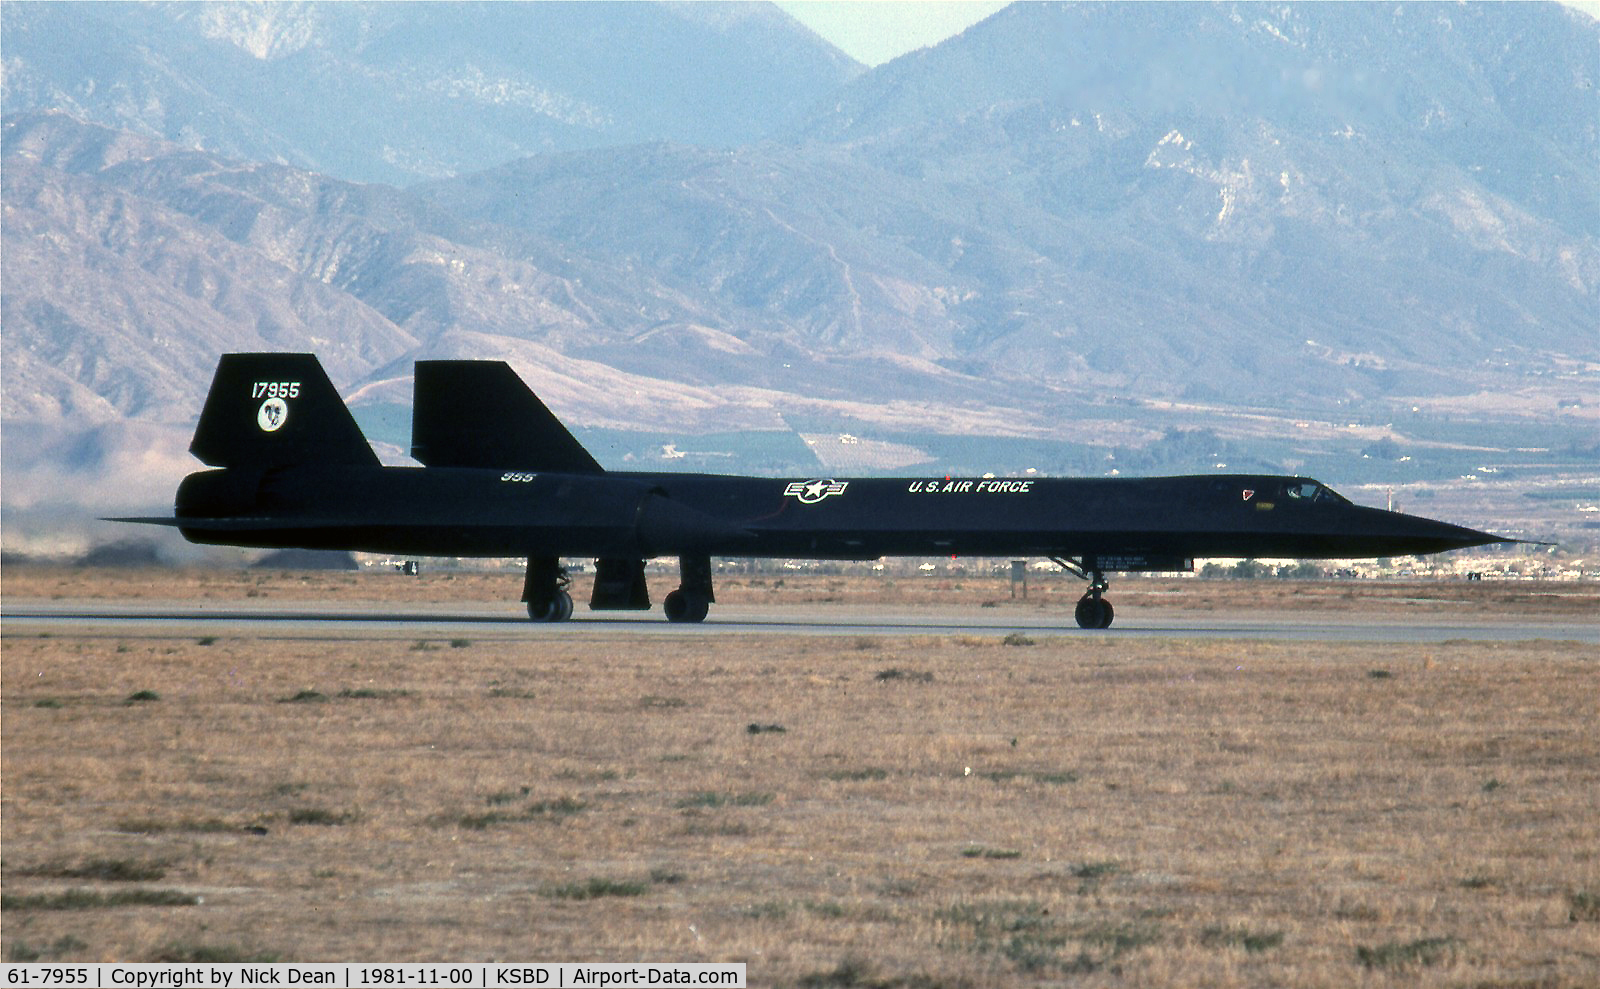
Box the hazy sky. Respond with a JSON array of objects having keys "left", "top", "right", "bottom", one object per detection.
[
  {"left": 774, "top": 1, "right": 1008, "bottom": 66},
  {"left": 778, "top": 0, "right": 1600, "bottom": 67}
]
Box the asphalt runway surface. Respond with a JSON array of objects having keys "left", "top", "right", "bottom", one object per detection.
[{"left": 5, "top": 598, "right": 1596, "bottom": 643}]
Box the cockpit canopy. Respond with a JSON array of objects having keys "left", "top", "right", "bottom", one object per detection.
[{"left": 1283, "top": 480, "right": 1349, "bottom": 504}]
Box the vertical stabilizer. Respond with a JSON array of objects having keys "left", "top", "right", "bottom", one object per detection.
[
  {"left": 189, "top": 354, "right": 379, "bottom": 469},
  {"left": 411, "top": 361, "right": 604, "bottom": 474}
]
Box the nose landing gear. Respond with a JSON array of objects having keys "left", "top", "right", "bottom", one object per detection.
[
  {"left": 1053, "top": 557, "right": 1115, "bottom": 629},
  {"left": 1073, "top": 585, "right": 1114, "bottom": 629}
]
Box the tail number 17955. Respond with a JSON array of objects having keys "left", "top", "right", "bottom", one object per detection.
[{"left": 252, "top": 382, "right": 301, "bottom": 399}]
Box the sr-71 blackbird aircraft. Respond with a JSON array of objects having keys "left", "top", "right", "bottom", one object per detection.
[{"left": 121, "top": 354, "right": 1512, "bottom": 628}]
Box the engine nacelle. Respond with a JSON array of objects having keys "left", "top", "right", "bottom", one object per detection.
[{"left": 175, "top": 468, "right": 263, "bottom": 518}]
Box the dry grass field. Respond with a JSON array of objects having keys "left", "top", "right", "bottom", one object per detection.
[
  {"left": 3, "top": 568, "right": 1598, "bottom": 986},
  {"left": 7, "top": 563, "right": 1599, "bottom": 615}
]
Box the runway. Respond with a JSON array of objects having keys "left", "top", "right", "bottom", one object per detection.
[{"left": 5, "top": 598, "right": 1596, "bottom": 643}]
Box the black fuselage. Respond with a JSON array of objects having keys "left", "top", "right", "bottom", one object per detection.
[
  {"left": 119, "top": 353, "right": 1518, "bottom": 627},
  {"left": 174, "top": 465, "right": 1500, "bottom": 565}
]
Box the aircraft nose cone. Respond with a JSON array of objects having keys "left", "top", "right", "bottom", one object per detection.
[{"left": 1360, "top": 507, "right": 1510, "bottom": 556}]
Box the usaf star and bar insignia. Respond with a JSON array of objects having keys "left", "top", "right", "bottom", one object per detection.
[{"left": 784, "top": 478, "right": 849, "bottom": 504}]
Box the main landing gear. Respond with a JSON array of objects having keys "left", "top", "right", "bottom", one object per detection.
[
  {"left": 1053, "top": 557, "right": 1115, "bottom": 629},
  {"left": 523, "top": 556, "right": 574, "bottom": 622},
  {"left": 663, "top": 554, "right": 713, "bottom": 624},
  {"left": 523, "top": 554, "right": 715, "bottom": 624}
]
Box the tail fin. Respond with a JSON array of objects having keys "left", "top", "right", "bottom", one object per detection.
[
  {"left": 189, "top": 354, "right": 379, "bottom": 469},
  {"left": 410, "top": 361, "right": 603, "bottom": 474}
]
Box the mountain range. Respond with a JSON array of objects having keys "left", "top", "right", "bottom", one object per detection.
[
  {"left": 1, "top": 1, "right": 859, "bottom": 183},
  {"left": 2, "top": 1, "right": 1596, "bottom": 551}
]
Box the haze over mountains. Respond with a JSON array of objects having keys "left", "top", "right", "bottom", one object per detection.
[
  {"left": 2, "top": 1, "right": 1596, "bottom": 549},
  {"left": 1, "top": 1, "right": 860, "bottom": 183}
]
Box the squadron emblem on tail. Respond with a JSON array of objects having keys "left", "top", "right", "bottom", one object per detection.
[{"left": 257, "top": 398, "right": 288, "bottom": 431}]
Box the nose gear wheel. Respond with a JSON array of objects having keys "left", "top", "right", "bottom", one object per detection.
[
  {"left": 1073, "top": 595, "right": 1114, "bottom": 630},
  {"left": 1052, "top": 557, "right": 1115, "bottom": 630}
]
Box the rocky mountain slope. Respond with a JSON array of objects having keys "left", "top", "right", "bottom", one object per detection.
[
  {"left": 1, "top": 2, "right": 1595, "bottom": 545},
  {"left": 1, "top": 1, "right": 861, "bottom": 185},
  {"left": 779, "top": 0, "right": 1598, "bottom": 398}
]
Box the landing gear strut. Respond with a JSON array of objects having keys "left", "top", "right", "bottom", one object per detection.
[
  {"left": 663, "top": 554, "right": 713, "bottom": 623},
  {"left": 1053, "top": 557, "right": 1114, "bottom": 629},
  {"left": 522, "top": 556, "right": 573, "bottom": 622}
]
